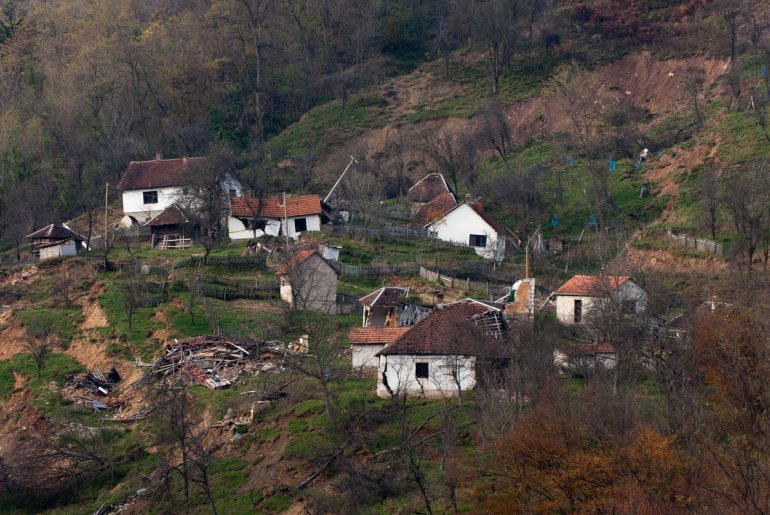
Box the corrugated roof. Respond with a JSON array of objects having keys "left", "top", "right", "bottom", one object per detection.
[
  {"left": 349, "top": 327, "right": 412, "bottom": 345},
  {"left": 378, "top": 300, "right": 503, "bottom": 356},
  {"left": 231, "top": 194, "right": 322, "bottom": 219},
  {"left": 407, "top": 173, "right": 452, "bottom": 203},
  {"left": 145, "top": 206, "right": 189, "bottom": 227},
  {"left": 554, "top": 275, "right": 630, "bottom": 296},
  {"left": 413, "top": 192, "right": 457, "bottom": 226},
  {"left": 359, "top": 287, "right": 409, "bottom": 308},
  {"left": 27, "top": 223, "right": 85, "bottom": 241},
  {"left": 117, "top": 157, "right": 206, "bottom": 190}
]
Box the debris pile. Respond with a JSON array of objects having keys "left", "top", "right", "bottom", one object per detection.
[
  {"left": 70, "top": 367, "right": 122, "bottom": 395},
  {"left": 135, "top": 336, "right": 288, "bottom": 390}
]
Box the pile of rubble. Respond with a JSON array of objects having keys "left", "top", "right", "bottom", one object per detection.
[
  {"left": 64, "top": 367, "right": 125, "bottom": 412},
  {"left": 134, "top": 336, "right": 289, "bottom": 390}
]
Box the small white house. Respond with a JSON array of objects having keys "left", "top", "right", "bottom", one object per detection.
[
  {"left": 553, "top": 274, "right": 646, "bottom": 325},
  {"left": 229, "top": 194, "right": 322, "bottom": 241},
  {"left": 26, "top": 223, "right": 86, "bottom": 260},
  {"left": 349, "top": 326, "right": 412, "bottom": 372},
  {"left": 117, "top": 156, "right": 241, "bottom": 225},
  {"left": 424, "top": 195, "right": 506, "bottom": 261},
  {"left": 376, "top": 300, "right": 506, "bottom": 399}
]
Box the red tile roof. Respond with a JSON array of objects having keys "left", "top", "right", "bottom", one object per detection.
[
  {"left": 554, "top": 275, "right": 630, "bottom": 296},
  {"left": 26, "top": 223, "right": 85, "bottom": 241},
  {"left": 117, "top": 157, "right": 206, "bottom": 190},
  {"left": 407, "top": 173, "right": 452, "bottom": 203},
  {"left": 413, "top": 192, "right": 457, "bottom": 226},
  {"left": 231, "top": 194, "right": 322, "bottom": 219},
  {"left": 558, "top": 342, "right": 616, "bottom": 357},
  {"left": 349, "top": 327, "right": 412, "bottom": 345},
  {"left": 359, "top": 287, "right": 409, "bottom": 308},
  {"left": 145, "top": 206, "right": 189, "bottom": 227},
  {"left": 378, "top": 300, "right": 503, "bottom": 356}
]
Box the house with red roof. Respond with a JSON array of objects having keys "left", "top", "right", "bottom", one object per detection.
[
  {"left": 553, "top": 273, "right": 646, "bottom": 325},
  {"left": 349, "top": 326, "right": 412, "bottom": 372},
  {"left": 423, "top": 194, "right": 507, "bottom": 262},
  {"left": 228, "top": 194, "right": 322, "bottom": 241},
  {"left": 117, "top": 155, "right": 241, "bottom": 225},
  {"left": 375, "top": 299, "right": 507, "bottom": 399}
]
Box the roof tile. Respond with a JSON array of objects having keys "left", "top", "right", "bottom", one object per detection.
[
  {"left": 349, "top": 327, "right": 412, "bottom": 345},
  {"left": 117, "top": 157, "right": 206, "bottom": 190},
  {"left": 407, "top": 173, "right": 452, "bottom": 203},
  {"left": 554, "top": 275, "right": 630, "bottom": 296},
  {"left": 231, "top": 194, "right": 322, "bottom": 219}
]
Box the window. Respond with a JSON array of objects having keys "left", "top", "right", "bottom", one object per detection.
[
  {"left": 415, "top": 362, "right": 429, "bottom": 379},
  {"left": 469, "top": 234, "right": 487, "bottom": 247},
  {"left": 143, "top": 190, "right": 158, "bottom": 204},
  {"left": 294, "top": 217, "right": 307, "bottom": 233},
  {"left": 574, "top": 299, "right": 582, "bottom": 324}
]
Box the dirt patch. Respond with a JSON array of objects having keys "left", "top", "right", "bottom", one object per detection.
[
  {"left": 81, "top": 299, "right": 109, "bottom": 329},
  {"left": 624, "top": 247, "right": 730, "bottom": 275},
  {"left": 0, "top": 265, "right": 39, "bottom": 287},
  {"left": 13, "top": 371, "right": 26, "bottom": 389},
  {"left": 0, "top": 316, "right": 27, "bottom": 360}
]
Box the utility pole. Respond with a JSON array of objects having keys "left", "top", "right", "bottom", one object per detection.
[
  {"left": 323, "top": 155, "right": 357, "bottom": 205},
  {"left": 104, "top": 182, "right": 109, "bottom": 248}
]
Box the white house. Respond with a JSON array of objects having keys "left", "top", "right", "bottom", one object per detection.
[
  {"left": 424, "top": 194, "right": 506, "bottom": 261},
  {"left": 26, "top": 223, "right": 86, "bottom": 260},
  {"left": 117, "top": 155, "right": 241, "bottom": 225},
  {"left": 376, "top": 299, "right": 506, "bottom": 399},
  {"left": 228, "top": 194, "right": 322, "bottom": 241},
  {"left": 553, "top": 274, "right": 647, "bottom": 326},
  {"left": 349, "top": 326, "right": 412, "bottom": 372}
]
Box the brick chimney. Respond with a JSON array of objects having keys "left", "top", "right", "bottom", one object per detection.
[
  {"left": 182, "top": 156, "right": 188, "bottom": 165},
  {"left": 155, "top": 152, "right": 162, "bottom": 161},
  {"left": 465, "top": 193, "right": 472, "bottom": 203},
  {"left": 475, "top": 196, "right": 483, "bottom": 209}
]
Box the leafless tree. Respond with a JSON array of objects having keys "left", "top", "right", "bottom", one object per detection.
[
  {"left": 682, "top": 62, "right": 707, "bottom": 127},
  {"left": 419, "top": 128, "right": 479, "bottom": 192},
  {"left": 338, "top": 164, "right": 384, "bottom": 240},
  {"left": 479, "top": 99, "right": 513, "bottom": 168},
  {"left": 722, "top": 162, "right": 770, "bottom": 275},
  {"left": 23, "top": 334, "right": 55, "bottom": 380},
  {"left": 701, "top": 168, "right": 721, "bottom": 242},
  {"left": 121, "top": 272, "right": 145, "bottom": 336}
]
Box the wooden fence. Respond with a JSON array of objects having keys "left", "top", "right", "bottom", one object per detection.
[
  {"left": 418, "top": 266, "right": 511, "bottom": 300},
  {"left": 331, "top": 262, "right": 420, "bottom": 277},
  {"left": 666, "top": 231, "right": 723, "bottom": 256}
]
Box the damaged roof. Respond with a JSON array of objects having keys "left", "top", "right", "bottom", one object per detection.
[
  {"left": 117, "top": 157, "right": 206, "bottom": 190},
  {"left": 359, "top": 287, "right": 409, "bottom": 308},
  {"left": 377, "top": 300, "right": 503, "bottom": 357},
  {"left": 407, "top": 173, "right": 453, "bottom": 203},
  {"left": 230, "top": 194, "right": 322, "bottom": 219},
  {"left": 666, "top": 301, "right": 732, "bottom": 333},
  {"left": 413, "top": 192, "right": 457, "bottom": 226},
  {"left": 554, "top": 274, "right": 630, "bottom": 296},
  {"left": 349, "top": 327, "right": 412, "bottom": 345}
]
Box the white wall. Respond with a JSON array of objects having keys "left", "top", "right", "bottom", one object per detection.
[
  {"left": 377, "top": 354, "right": 477, "bottom": 399},
  {"left": 228, "top": 215, "right": 320, "bottom": 241},
  {"left": 555, "top": 280, "right": 647, "bottom": 325},
  {"left": 352, "top": 344, "right": 385, "bottom": 371},
  {"left": 553, "top": 349, "right": 616, "bottom": 371},
  {"left": 39, "top": 240, "right": 78, "bottom": 260},
  {"left": 426, "top": 204, "right": 504, "bottom": 260},
  {"left": 121, "top": 186, "right": 182, "bottom": 223}
]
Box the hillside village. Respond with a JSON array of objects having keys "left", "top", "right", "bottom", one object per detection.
[{"left": 3, "top": 0, "right": 770, "bottom": 513}]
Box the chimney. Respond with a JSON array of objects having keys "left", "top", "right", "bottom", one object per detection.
[
  {"left": 155, "top": 152, "right": 162, "bottom": 161},
  {"left": 182, "top": 156, "right": 188, "bottom": 165},
  {"left": 465, "top": 193, "right": 472, "bottom": 204},
  {"left": 475, "top": 196, "right": 483, "bottom": 209}
]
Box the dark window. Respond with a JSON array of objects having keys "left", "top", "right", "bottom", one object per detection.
[
  {"left": 574, "top": 299, "right": 582, "bottom": 324},
  {"left": 415, "top": 362, "right": 429, "bottom": 379},
  {"left": 469, "top": 234, "right": 487, "bottom": 247},
  {"left": 143, "top": 191, "right": 158, "bottom": 204},
  {"left": 294, "top": 218, "right": 307, "bottom": 232}
]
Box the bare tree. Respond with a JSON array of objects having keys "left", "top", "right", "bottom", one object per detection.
[
  {"left": 722, "top": 162, "right": 770, "bottom": 275},
  {"left": 478, "top": 100, "right": 513, "bottom": 168},
  {"left": 338, "top": 165, "right": 384, "bottom": 240},
  {"left": 23, "top": 334, "right": 55, "bottom": 380},
  {"left": 682, "top": 62, "right": 707, "bottom": 127},
  {"left": 702, "top": 168, "right": 721, "bottom": 242},
  {"left": 419, "top": 128, "right": 479, "bottom": 192}
]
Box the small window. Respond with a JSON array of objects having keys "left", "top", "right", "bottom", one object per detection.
[
  {"left": 415, "top": 362, "right": 429, "bottom": 379},
  {"left": 469, "top": 234, "right": 487, "bottom": 247},
  {"left": 294, "top": 217, "right": 307, "bottom": 232},
  {"left": 143, "top": 190, "right": 158, "bottom": 204}
]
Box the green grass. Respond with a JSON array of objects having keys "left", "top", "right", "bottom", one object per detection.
[
  {"left": 717, "top": 110, "right": 770, "bottom": 165},
  {"left": 17, "top": 307, "right": 83, "bottom": 346},
  {"left": 206, "top": 298, "right": 286, "bottom": 339},
  {"left": 0, "top": 352, "right": 85, "bottom": 398}
]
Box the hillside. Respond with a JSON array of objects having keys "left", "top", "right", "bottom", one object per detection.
[{"left": 4, "top": 0, "right": 770, "bottom": 513}]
